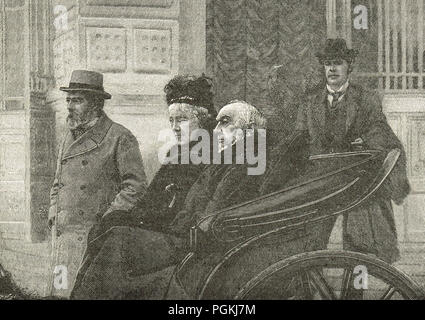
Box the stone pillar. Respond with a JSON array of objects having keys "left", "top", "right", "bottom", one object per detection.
[
  {"left": 179, "top": 0, "right": 206, "bottom": 75},
  {"left": 0, "top": 0, "right": 55, "bottom": 243},
  {"left": 48, "top": 0, "right": 207, "bottom": 181},
  {"left": 28, "top": 0, "right": 56, "bottom": 242}
]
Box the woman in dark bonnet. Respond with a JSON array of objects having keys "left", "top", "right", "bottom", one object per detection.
[
  {"left": 139, "top": 74, "right": 217, "bottom": 229},
  {"left": 71, "top": 75, "right": 217, "bottom": 300},
  {"left": 166, "top": 75, "right": 216, "bottom": 137}
]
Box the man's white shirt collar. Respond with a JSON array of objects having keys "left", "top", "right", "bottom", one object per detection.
[{"left": 327, "top": 81, "right": 349, "bottom": 104}]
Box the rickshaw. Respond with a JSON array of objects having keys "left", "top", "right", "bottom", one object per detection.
[{"left": 165, "top": 147, "right": 425, "bottom": 300}]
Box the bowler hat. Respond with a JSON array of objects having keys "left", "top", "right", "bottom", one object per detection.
[
  {"left": 315, "top": 38, "right": 358, "bottom": 64},
  {"left": 60, "top": 70, "right": 112, "bottom": 99}
]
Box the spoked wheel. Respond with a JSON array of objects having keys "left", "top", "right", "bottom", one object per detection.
[{"left": 235, "top": 250, "right": 425, "bottom": 300}]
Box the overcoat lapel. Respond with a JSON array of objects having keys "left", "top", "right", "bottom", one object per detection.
[
  {"left": 61, "top": 131, "right": 75, "bottom": 159},
  {"left": 311, "top": 88, "right": 328, "bottom": 136},
  {"left": 343, "top": 86, "right": 361, "bottom": 134},
  {"left": 62, "top": 114, "right": 113, "bottom": 160}
]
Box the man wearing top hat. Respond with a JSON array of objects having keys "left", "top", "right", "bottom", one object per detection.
[
  {"left": 295, "top": 39, "right": 410, "bottom": 266},
  {"left": 48, "top": 70, "right": 147, "bottom": 298}
]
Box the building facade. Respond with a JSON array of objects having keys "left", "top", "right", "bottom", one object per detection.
[{"left": 0, "top": 0, "right": 424, "bottom": 296}]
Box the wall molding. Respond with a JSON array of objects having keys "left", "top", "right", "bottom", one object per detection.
[{"left": 79, "top": 0, "right": 179, "bottom": 19}]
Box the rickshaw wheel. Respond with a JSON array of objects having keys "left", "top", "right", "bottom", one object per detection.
[{"left": 235, "top": 250, "right": 425, "bottom": 300}]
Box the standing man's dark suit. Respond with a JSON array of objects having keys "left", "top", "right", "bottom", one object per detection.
[
  {"left": 296, "top": 80, "right": 409, "bottom": 264},
  {"left": 295, "top": 39, "right": 410, "bottom": 264}
]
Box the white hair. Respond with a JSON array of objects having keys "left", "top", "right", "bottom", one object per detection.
[{"left": 226, "top": 100, "right": 267, "bottom": 129}]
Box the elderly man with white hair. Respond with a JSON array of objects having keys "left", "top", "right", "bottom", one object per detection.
[
  {"left": 215, "top": 100, "right": 267, "bottom": 153},
  {"left": 72, "top": 99, "right": 268, "bottom": 300},
  {"left": 171, "top": 99, "right": 267, "bottom": 234}
]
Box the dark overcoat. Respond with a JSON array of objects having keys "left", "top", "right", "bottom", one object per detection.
[
  {"left": 48, "top": 112, "right": 147, "bottom": 298},
  {"left": 139, "top": 143, "right": 207, "bottom": 230},
  {"left": 71, "top": 144, "right": 205, "bottom": 298},
  {"left": 86, "top": 143, "right": 208, "bottom": 231},
  {"left": 71, "top": 146, "right": 263, "bottom": 299},
  {"left": 295, "top": 83, "right": 410, "bottom": 263}
]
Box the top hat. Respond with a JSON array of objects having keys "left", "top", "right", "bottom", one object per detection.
[
  {"left": 315, "top": 38, "right": 359, "bottom": 64},
  {"left": 60, "top": 70, "right": 112, "bottom": 99}
]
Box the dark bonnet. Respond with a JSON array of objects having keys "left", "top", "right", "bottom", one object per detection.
[{"left": 164, "top": 75, "right": 216, "bottom": 117}]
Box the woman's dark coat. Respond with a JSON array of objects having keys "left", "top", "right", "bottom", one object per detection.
[
  {"left": 71, "top": 143, "right": 204, "bottom": 298},
  {"left": 71, "top": 143, "right": 262, "bottom": 299}
]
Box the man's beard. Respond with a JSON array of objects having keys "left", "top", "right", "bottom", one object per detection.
[
  {"left": 66, "top": 113, "right": 85, "bottom": 130},
  {"left": 66, "top": 110, "right": 96, "bottom": 130}
]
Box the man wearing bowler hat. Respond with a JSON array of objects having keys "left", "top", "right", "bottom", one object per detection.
[
  {"left": 295, "top": 39, "right": 410, "bottom": 268},
  {"left": 48, "top": 70, "right": 147, "bottom": 298}
]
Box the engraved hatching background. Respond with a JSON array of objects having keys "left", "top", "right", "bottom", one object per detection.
[{"left": 0, "top": 0, "right": 424, "bottom": 297}]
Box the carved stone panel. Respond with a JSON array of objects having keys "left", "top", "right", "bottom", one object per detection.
[
  {"left": 0, "top": 186, "right": 25, "bottom": 221},
  {"left": 79, "top": 18, "right": 179, "bottom": 95},
  {"left": 0, "top": 113, "right": 25, "bottom": 130},
  {"left": 0, "top": 135, "right": 25, "bottom": 181},
  {"left": 87, "top": 27, "right": 127, "bottom": 72},
  {"left": 408, "top": 116, "right": 425, "bottom": 179},
  {"left": 134, "top": 28, "right": 172, "bottom": 73}
]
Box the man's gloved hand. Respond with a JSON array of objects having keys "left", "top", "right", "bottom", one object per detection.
[
  {"left": 350, "top": 137, "right": 364, "bottom": 151},
  {"left": 190, "top": 215, "right": 219, "bottom": 254},
  {"left": 197, "top": 215, "right": 215, "bottom": 233}
]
